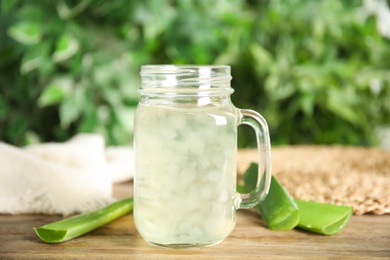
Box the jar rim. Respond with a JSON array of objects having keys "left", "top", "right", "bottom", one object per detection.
[
  {"left": 139, "top": 65, "right": 233, "bottom": 96},
  {"left": 140, "top": 65, "right": 231, "bottom": 77}
]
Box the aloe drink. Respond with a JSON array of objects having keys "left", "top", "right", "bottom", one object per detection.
[
  {"left": 134, "top": 65, "right": 272, "bottom": 249},
  {"left": 134, "top": 103, "right": 238, "bottom": 247}
]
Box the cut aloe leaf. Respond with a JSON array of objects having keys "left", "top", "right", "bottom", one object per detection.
[
  {"left": 241, "top": 163, "right": 353, "bottom": 234},
  {"left": 242, "top": 163, "right": 299, "bottom": 230},
  {"left": 34, "top": 197, "right": 133, "bottom": 243},
  {"left": 258, "top": 176, "right": 299, "bottom": 230},
  {"left": 294, "top": 198, "right": 353, "bottom": 235}
]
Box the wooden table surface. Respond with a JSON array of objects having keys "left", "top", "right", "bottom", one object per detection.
[{"left": 1, "top": 153, "right": 390, "bottom": 259}]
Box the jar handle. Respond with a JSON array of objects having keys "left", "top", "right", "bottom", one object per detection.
[{"left": 237, "top": 109, "right": 272, "bottom": 209}]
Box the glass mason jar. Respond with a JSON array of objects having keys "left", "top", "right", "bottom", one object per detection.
[{"left": 134, "top": 65, "right": 271, "bottom": 249}]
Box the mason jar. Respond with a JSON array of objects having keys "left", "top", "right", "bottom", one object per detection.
[{"left": 134, "top": 65, "right": 271, "bottom": 248}]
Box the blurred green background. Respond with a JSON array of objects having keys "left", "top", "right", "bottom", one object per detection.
[{"left": 1, "top": 0, "right": 389, "bottom": 148}]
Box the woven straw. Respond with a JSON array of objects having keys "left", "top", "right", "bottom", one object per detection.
[{"left": 237, "top": 146, "right": 390, "bottom": 215}]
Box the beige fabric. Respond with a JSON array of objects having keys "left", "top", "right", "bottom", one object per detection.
[
  {"left": 0, "top": 134, "right": 134, "bottom": 215},
  {"left": 238, "top": 146, "right": 390, "bottom": 215},
  {"left": 25, "top": 134, "right": 134, "bottom": 184}
]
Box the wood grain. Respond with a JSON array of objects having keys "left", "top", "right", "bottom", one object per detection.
[
  {"left": 1, "top": 149, "right": 390, "bottom": 259},
  {"left": 1, "top": 181, "right": 389, "bottom": 259}
]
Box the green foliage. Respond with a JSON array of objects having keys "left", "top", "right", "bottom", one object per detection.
[{"left": 0, "top": 0, "right": 389, "bottom": 147}]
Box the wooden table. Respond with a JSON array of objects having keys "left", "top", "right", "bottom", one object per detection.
[{"left": 1, "top": 180, "right": 389, "bottom": 259}]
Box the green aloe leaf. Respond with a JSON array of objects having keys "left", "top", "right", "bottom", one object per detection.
[
  {"left": 258, "top": 176, "right": 299, "bottom": 230},
  {"left": 241, "top": 163, "right": 353, "bottom": 235},
  {"left": 242, "top": 163, "right": 299, "bottom": 231},
  {"left": 34, "top": 197, "right": 133, "bottom": 243},
  {"left": 294, "top": 199, "right": 353, "bottom": 235}
]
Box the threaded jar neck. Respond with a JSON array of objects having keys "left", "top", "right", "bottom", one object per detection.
[{"left": 140, "top": 65, "right": 233, "bottom": 97}]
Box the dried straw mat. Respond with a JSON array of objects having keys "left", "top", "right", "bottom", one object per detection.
[{"left": 237, "top": 145, "right": 390, "bottom": 215}]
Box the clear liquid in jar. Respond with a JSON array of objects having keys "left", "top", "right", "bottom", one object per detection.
[{"left": 134, "top": 103, "right": 238, "bottom": 247}]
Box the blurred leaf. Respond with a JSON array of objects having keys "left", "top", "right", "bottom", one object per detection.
[
  {"left": 56, "top": 0, "right": 92, "bottom": 20},
  {"left": 135, "top": 0, "right": 175, "bottom": 40},
  {"left": 20, "top": 51, "right": 43, "bottom": 74},
  {"left": 114, "top": 105, "right": 135, "bottom": 134},
  {"left": 326, "top": 88, "right": 359, "bottom": 124},
  {"left": 1, "top": 0, "right": 20, "bottom": 14},
  {"left": 6, "top": 116, "right": 28, "bottom": 143},
  {"left": 7, "top": 20, "right": 41, "bottom": 45},
  {"left": 1, "top": 0, "right": 389, "bottom": 147},
  {"left": 52, "top": 33, "right": 80, "bottom": 63},
  {"left": 38, "top": 85, "right": 65, "bottom": 108},
  {"left": 0, "top": 96, "right": 9, "bottom": 120},
  {"left": 300, "top": 92, "right": 315, "bottom": 117},
  {"left": 20, "top": 42, "right": 52, "bottom": 74},
  {"left": 39, "top": 76, "right": 73, "bottom": 106},
  {"left": 24, "top": 130, "right": 41, "bottom": 145},
  {"left": 59, "top": 96, "right": 80, "bottom": 128},
  {"left": 250, "top": 43, "right": 273, "bottom": 72}
]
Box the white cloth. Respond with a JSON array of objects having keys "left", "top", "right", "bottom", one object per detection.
[{"left": 0, "top": 134, "right": 134, "bottom": 215}]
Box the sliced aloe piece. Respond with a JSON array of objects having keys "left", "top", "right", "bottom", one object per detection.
[
  {"left": 295, "top": 198, "right": 353, "bottom": 235},
  {"left": 258, "top": 176, "right": 299, "bottom": 230},
  {"left": 34, "top": 197, "right": 133, "bottom": 243},
  {"left": 242, "top": 163, "right": 299, "bottom": 230},
  {"left": 241, "top": 163, "right": 353, "bottom": 234}
]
